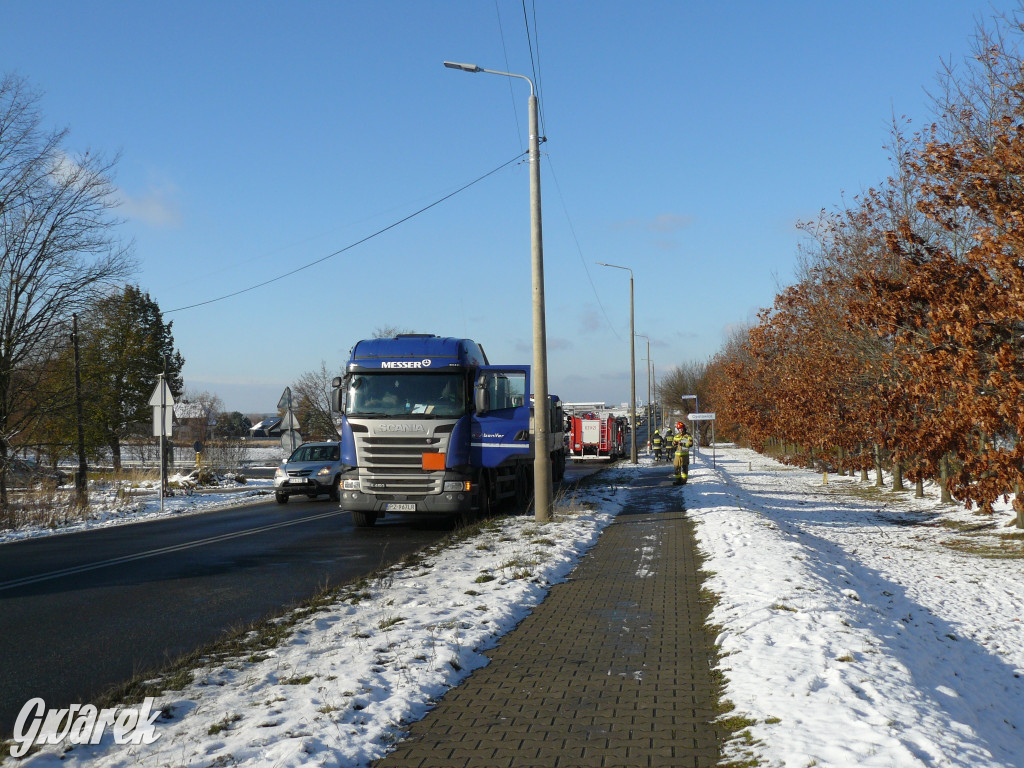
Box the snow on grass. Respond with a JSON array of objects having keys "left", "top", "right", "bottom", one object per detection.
[
  {"left": 690, "top": 445, "right": 1024, "bottom": 767},
  {"left": 0, "top": 476, "right": 274, "bottom": 545}
]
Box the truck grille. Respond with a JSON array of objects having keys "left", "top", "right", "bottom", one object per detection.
[{"left": 355, "top": 434, "right": 447, "bottom": 494}]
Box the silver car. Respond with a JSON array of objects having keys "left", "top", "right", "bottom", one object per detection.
[{"left": 274, "top": 441, "right": 343, "bottom": 504}]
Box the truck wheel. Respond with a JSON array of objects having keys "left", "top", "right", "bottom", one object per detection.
[
  {"left": 514, "top": 467, "right": 530, "bottom": 514},
  {"left": 552, "top": 452, "right": 565, "bottom": 483},
  {"left": 329, "top": 476, "right": 341, "bottom": 502},
  {"left": 476, "top": 476, "right": 493, "bottom": 518},
  {"left": 275, "top": 491, "right": 289, "bottom": 504},
  {"left": 352, "top": 510, "right": 377, "bottom": 527}
]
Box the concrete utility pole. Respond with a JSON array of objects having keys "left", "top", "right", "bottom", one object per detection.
[
  {"left": 71, "top": 314, "right": 88, "bottom": 507},
  {"left": 444, "top": 61, "right": 552, "bottom": 521},
  {"left": 598, "top": 262, "right": 637, "bottom": 463},
  {"left": 636, "top": 333, "right": 651, "bottom": 452}
]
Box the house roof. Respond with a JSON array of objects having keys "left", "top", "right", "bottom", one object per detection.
[{"left": 174, "top": 402, "right": 217, "bottom": 424}]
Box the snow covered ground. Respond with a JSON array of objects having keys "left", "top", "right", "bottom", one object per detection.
[
  {"left": 691, "top": 446, "right": 1024, "bottom": 767},
  {"left": 4, "top": 446, "right": 1024, "bottom": 767},
  {"left": 0, "top": 473, "right": 275, "bottom": 546}
]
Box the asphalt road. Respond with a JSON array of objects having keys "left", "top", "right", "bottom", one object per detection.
[{"left": 0, "top": 495, "right": 449, "bottom": 735}]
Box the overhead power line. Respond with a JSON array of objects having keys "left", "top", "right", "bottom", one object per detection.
[
  {"left": 521, "top": 0, "right": 545, "bottom": 136},
  {"left": 544, "top": 155, "right": 621, "bottom": 342},
  {"left": 494, "top": 0, "right": 524, "bottom": 151},
  {"left": 166, "top": 151, "right": 527, "bottom": 314}
]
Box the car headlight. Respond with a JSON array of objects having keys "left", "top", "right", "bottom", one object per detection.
[
  {"left": 317, "top": 465, "right": 332, "bottom": 477},
  {"left": 275, "top": 468, "right": 286, "bottom": 479}
]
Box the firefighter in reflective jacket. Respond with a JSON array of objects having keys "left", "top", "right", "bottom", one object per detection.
[
  {"left": 673, "top": 421, "right": 694, "bottom": 485},
  {"left": 652, "top": 429, "right": 663, "bottom": 461}
]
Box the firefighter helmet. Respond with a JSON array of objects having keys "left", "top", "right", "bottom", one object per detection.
[{"left": 675, "top": 421, "right": 683, "bottom": 430}]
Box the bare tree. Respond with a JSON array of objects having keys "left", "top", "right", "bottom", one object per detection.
[
  {"left": 178, "top": 388, "right": 223, "bottom": 445},
  {"left": 0, "top": 74, "right": 134, "bottom": 507},
  {"left": 371, "top": 325, "right": 415, "bottom": 339},
  {"left": 292, "top": 361, "right": 344, "bottom": 440}
]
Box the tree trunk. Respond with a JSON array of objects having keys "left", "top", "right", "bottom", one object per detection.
[
  {"left": 837, "top": 446, "right": 845, "bottom": 476},
  {"left": 892, "top": 459, "right": 904, "bottom": 491},
  {"left": 874, "top": 444, "right": 885, "bottom": 487},
  {"left": 915, "top": 478, "right": 924, "bottom": 498},
  {"left": 0, "top": 439, "right": 8, "bottom": 513},
  {"left": 859, "top": 443, "right": 869, "bottom": 482},
  {"left": 110, "top": 438, "right": 122, "bottom": 472},
  {"left": 1016, "top": 492, "right": 1024, "bottom": 530},
  {"left": 939, "top": 454, "right": 953, "bottom": 504}
]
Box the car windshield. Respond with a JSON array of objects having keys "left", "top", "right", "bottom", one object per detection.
[
  {"left": 346, "top": 373, "right": 466, "bottom": 418},
  {"left": 288, "top": 444, "right": 339, "bottom": 463}
]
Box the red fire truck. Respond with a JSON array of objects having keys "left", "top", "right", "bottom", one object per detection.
[{"left": 567, "top": 411, "right": 628, "bottom": 460}]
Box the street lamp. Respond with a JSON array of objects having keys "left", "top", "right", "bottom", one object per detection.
[
  {"left": 444, "top": 60, "right": 552, "bottom": 522},
  {"left": 636, "top": 333, "right": 651, "bottom": 453},
  {"left": 597, "top": 262, "right": 637, "bottom": 464}
]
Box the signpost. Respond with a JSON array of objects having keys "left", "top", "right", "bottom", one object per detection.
[
  {"left": 688, "top": 412, "right": 717, "bottom": 468},
  {"left": 278, "top": 387, "right": 302, "bottom": 455},
  {"left": 149, "top": 377, "right": 175, "bottom": 512}
]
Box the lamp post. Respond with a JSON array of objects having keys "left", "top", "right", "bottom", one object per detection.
[
  {"left": 651, "top": 361, "right": 657, "bottom": 435},
  {"left": 636, "top": 334, "right": 651, "bottom": 453},
  {"left": 444, "top": 61, "right": 552, "bottom": 521},
  {"left": 597, "top": 262, "right": 636, "bottom": 464}
]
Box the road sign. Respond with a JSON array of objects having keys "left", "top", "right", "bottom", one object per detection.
[
  {"left": 281, "top": 429, "right": 302, "bottom": 454},
  {"left": 278, "top": 387, "right": 293, "bottom": 411},
  {"left": 152, "top": 407, "right": 173, "bottom": 437},
  {"left": 278, "top": 411, "right": 301, "bottom": 431},
  {"left": 687, "top": 412, "right": 716, "bottom": 421},
  {"left": 148, "top": 380, "right": 175, "bottom": 407}
]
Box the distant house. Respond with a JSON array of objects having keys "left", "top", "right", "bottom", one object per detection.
[
  {"left": 249, "top": 416, "right": 283, "bottom": 438},
  {"left": 174, "top": 402, "right": 217, "bottom": 443}
]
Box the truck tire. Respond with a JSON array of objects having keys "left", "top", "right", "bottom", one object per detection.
[
  {"left": 476, "top": 476, "right": 493, "bottom": 518},
  {"left": 352, "top": 510, "right": 377, "bottom": 527},
  {"left": 514, "top": 466, "right": 530, "bottom": 514},
  {"left": 552, "top": 451, "right": 566, "bottom": 483}
]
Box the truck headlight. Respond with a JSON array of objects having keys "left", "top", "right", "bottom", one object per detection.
[
  {"left": 343, "top": 479, "right": 361, "bottom": 490},
  {"left": 444, "top": 481, "right": 472, "bottom": 492}
]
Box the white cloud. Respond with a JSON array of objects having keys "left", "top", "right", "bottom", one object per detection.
[{"left": 120, "top": 183, "right": 182, "bottom": 227}]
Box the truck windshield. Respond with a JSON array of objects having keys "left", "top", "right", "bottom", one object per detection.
[{"left": 346, "top": 373, "right": 466, "bottom": 418}]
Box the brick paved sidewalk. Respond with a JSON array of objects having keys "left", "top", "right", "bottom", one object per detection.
[{"left": 375, "top": 465, "right": 724, "bottom": 768}]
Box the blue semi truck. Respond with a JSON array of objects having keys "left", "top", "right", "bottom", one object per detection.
[{"left": 330, "top": 334, "right": 566, "bottom": 527}]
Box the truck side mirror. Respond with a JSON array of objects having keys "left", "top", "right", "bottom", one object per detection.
[
  {"left": 474, "top": 381, "right": 489, "bottom": 414},
  {"left": 331, "top": 376, "right": 345, "bottom": 413}
]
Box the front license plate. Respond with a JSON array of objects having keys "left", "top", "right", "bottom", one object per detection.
[{"left": 385, "top": 503, "right": 416, "bottom": 512}]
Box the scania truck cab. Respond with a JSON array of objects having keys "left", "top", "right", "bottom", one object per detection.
[{"left": 331, "top": 335, "right": 552, "bottom": 527}]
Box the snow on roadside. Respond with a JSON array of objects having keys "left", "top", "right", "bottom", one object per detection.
[
  {"left": 8, "top": 486, "right": 623, "bottom": 767},
  {"left": 0, "top": 477, "right": 274, "bottom": 546},
  {"left": 691, "top": 445, "right": 1024, "bottom": 767}
]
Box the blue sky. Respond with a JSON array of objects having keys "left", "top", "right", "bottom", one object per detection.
[{"left": 2, "top": 1, "right": 1017, "bottom": 414}]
